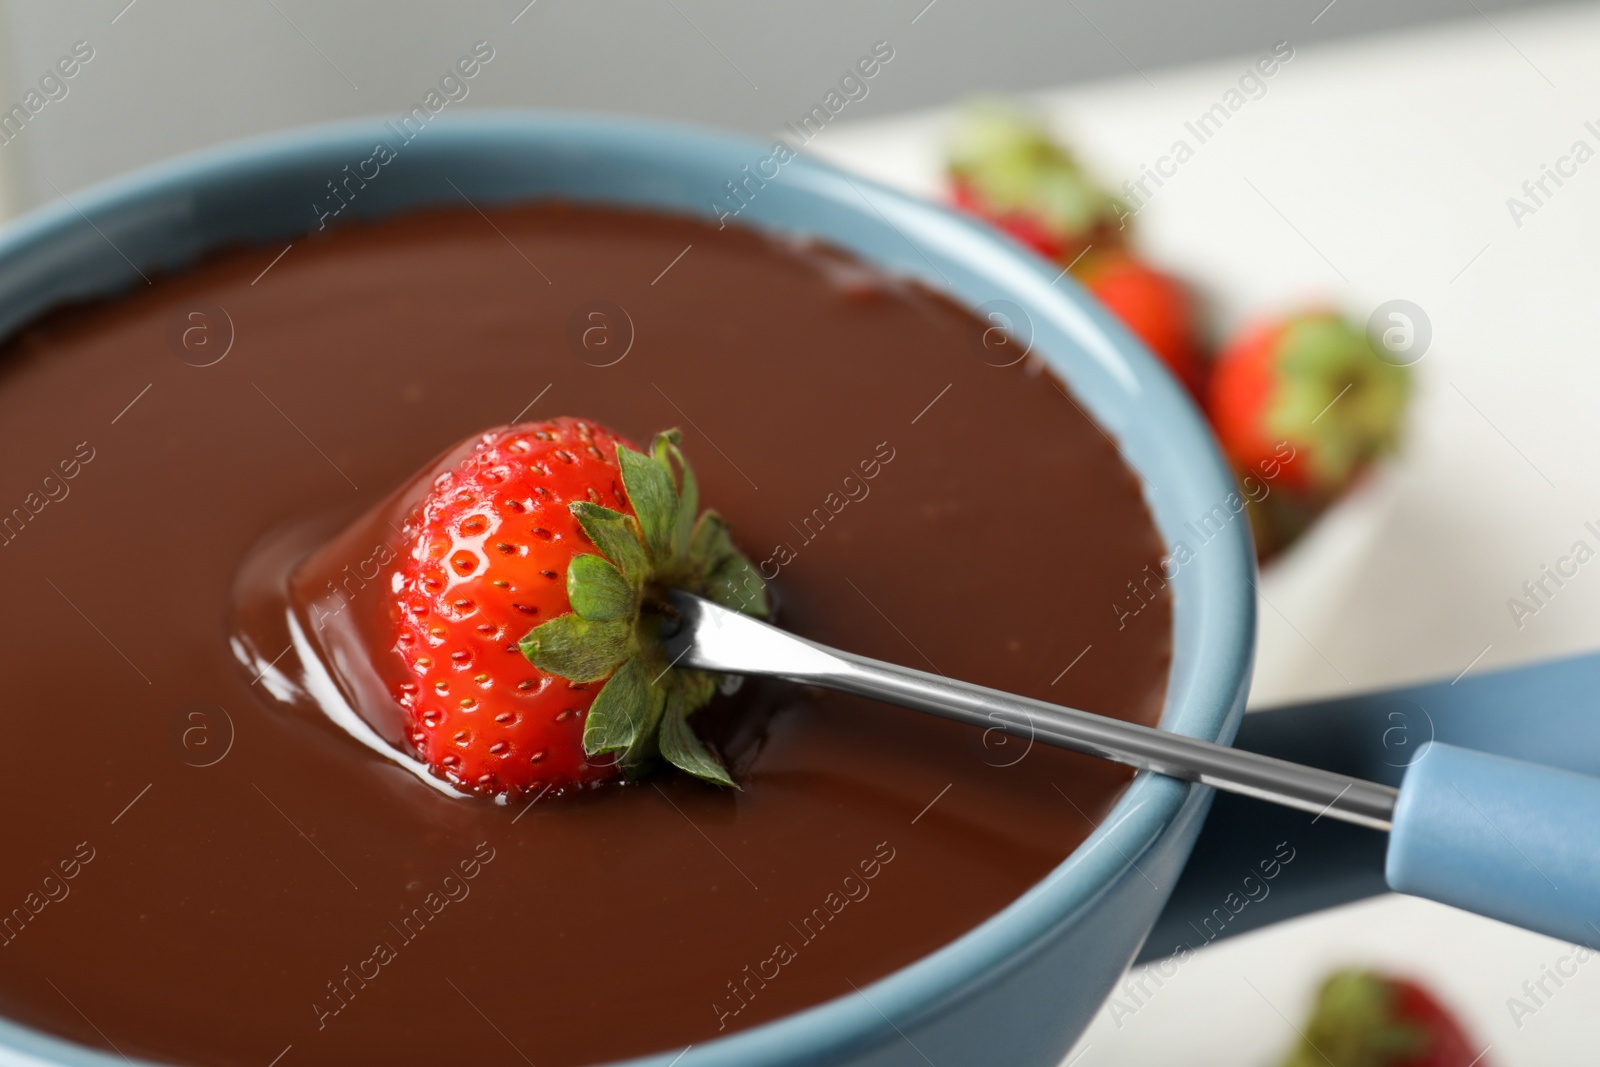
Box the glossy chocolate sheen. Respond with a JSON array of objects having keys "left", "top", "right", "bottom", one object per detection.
[{"left": 0, "top": 204, "right": 1171, "bottom": 1067}]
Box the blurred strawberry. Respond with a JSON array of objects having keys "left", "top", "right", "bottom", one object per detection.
[
  {"left": 1280, "top": 969, "right": 1485, "bottom": 1067},
  {"left": 946, "top": 99, "right": 1127, "bottom": 264},
  {"left": 1209, "top": 310, "right": 1408, "bottom": 493},
  {"left": 1073, "top": 248, "right": 1207, "bottom": 396},
  {"left": 1208, "top": 311, "right": 1408, "bottom": 560}
]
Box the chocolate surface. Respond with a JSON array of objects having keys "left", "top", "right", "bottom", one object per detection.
[{"left": 0, "top": 203, "right": 1170, "bottom": 1066}]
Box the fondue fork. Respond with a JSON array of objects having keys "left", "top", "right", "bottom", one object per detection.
[
  {"left": 663, "top": 591, "right": 1600, "bottom": 946},
  {"left": 665, "top": 591, "right": 1396, "bottom": 828}
]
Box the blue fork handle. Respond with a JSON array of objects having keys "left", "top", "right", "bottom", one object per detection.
[
  {"left": 1389, "top": 742, "right": 1600, "bottom": 945},
  {"left": 1141, "top": 650, "right": 1600, "bottom": 961}
]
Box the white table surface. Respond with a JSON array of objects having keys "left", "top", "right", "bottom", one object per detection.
[{"left": 812, "top": 4, "right": 1600, "bottom": 1063}]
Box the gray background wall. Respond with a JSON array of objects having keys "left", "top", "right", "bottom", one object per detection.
[{"left": 0, "top": 0, "right": 1566, "bottom": 209}]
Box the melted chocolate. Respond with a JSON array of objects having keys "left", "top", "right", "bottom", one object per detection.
[{"left": 0, "top": 204, "right": 1170, "bottom": 1066}]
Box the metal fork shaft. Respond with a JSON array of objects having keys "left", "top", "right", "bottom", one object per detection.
[{"left": 667, "top": 593, "right": 1397, "bottom": 830}]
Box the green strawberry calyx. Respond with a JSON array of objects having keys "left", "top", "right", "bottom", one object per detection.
[
  {"left": 1268, "top": 314, "right": 1411, "bottom": 493},
  {"left": 518, "top": 429, "right": 768, "bottom": 786},
  {"left": 947, "top": 98, "right": 1128, "bottom": 240},
  {"left": 1279, "top": 970, "right": 1429, "bottom": 1067}
]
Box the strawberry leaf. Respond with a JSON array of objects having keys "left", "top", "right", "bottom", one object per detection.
[
  {"left": 616, "top": 684, "right": 667, "bottom": 777},
  {"left": 653, "top": 432, "right": 698, "bottom": 562},
  {"left": 687, "top": 511, "right": 768, "bottom": 617},
  {"left": 519, "top": 615, "right": 630, "bottom": 683},
  {"left": 657, "top": 689, "right": 735, "bottom": 787},
  {"left": 707, "top": 552, "right": 769, "bottom": 618},
  {"left": 582, "top": 656, "right": 651, "bottom": 755},
  {"left": 571, "top": 501, "right": 648, "bottom": 584},
  {"left": 688, "top": 510, "right": 733, "bottom": 568},
  {"left": 617, "top": 445, "right": 677, "bottom": 559},
  {"left": 676, "top": 667, "right": 718, "bottom": 710},
  {"left": 567, "top": 553, "right": 636, "bottom": 621}
]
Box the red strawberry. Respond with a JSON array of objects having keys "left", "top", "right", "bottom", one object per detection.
[
  {"left": 1073, "top": 249, "right": 1207, "bottom": 396},
  {"left": 1208, "top": 311, "right": 1409, "bottom": 500},
  {"left": 946, "top": 99, "right": 1128, "bottom": 264},
  {"left": 1279, "top": 969, "right": 1485, "bottom": 1067},
  {"left": 389, "top": 417, "right": 767, "bottom": 798},
  {"left": 1389, "top": 980, "right": 1483, "bottom": 1067}
]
